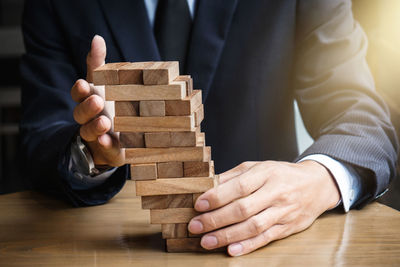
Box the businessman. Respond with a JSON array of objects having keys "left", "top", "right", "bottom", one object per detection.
[{"left": 20, "top": 0, "right": 398, "bottom": 256}]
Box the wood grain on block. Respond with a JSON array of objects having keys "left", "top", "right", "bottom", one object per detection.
[
  {"left": 150, "top": 208, "right": 198, "bottom": 224},
  {"left": 141, "top": 194, "right": 193, "bottom": 209},
  {"left": 125, "top": 146, "right": 211, "bottom": 164},
  {"left": 135, "top": 177, "right": 214, "bottom": 196},
  {"left": 157, "top": 162, "right": 183, "bottom": 178},
  {"left": 130, "top": 163, "right": 157, "bottom": 180},
  {"left": 175, "top": 75, "right": 193, "bottom": 95},
  {"left": 93, "top": 62, "right": 128, "bottom": 85},
  {"left": 194, "top": 104, "right": 204, "bottom": 127},
  {"left": 170, "top": 131, "right": 196, "bottom": 147},
  {"left": 115, "top": 101, "right": 139, "bottom": 116},
  {"left": 119, "top": 132, "right": 145, "bottom": 148},
  {"left": 118, "top": 62, "right": 154, "bottom": 84},
  {"left": 114, "top": 115, "right": 194, "bottom": 132},
  {"left": 162, "top": 224, "right": 188, "bottom": 239},
  {"left": 139, "top": 100, "right": 165, "bottom": 117},
  {"left": 143, "top": 61, "right": 179, "bottom": 85},
  {"left": 165, "top": 90, "right": 202, "bottom": 116},
  {"left": 105, "top": 82, "right": 186, "bottom": 101},
  {"left": 184, "top": 161, "right": 212, "bottom": 177},
  {"left": 144, "top": 132, "right": 171, "bottom": 148}
]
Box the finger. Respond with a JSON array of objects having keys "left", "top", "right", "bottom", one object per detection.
[
  {"left": 98, "top": 134, "right": 114, "bottom": 149},
  {"left": 86, "top": 35, "right": 106, "bottom": 82},
  {"left": 73, "top": 94, "right": 104, "bottom": 125},
  {"left": 219, "top": 161, "right": 259, "bottom": 184},
  {"left": 80, "top": 115, "right": 111, "bottom": 142},
  {"left": 194, "top": 162, "right": 268, "bottom": 212},
  {"left": 189, "top": 184, "right": 277, "bottom": 234},
  {"left": 89, "top": 134, "right": 125, "bottom": 167},
  {"left": 200, "top": 206, "right": 286, "bottom": 250},
  {"left": 71, "top": 79, "right": 92, "bottom": 103},
  {"left": 228, "top": 224, "right": 288, "bottom": 257}
]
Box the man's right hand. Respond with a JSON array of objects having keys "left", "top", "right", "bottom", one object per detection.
[{"left": 70, "top": 35, "right": 125, "bottom": 167}]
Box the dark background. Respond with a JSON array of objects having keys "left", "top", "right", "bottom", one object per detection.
[{"left": 0, "top": 0, "right": 398, "bottom": 210}]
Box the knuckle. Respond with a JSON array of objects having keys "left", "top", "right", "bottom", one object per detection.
[
  {"left": 79, "top": 126, "right": 93, "bottom": 142},
  {"left": 95, "top": 116, "right": 108, "bottom": 133},
  {"left": 207, "top": 188, "right": 220, "bottom": 206},
  {"left": 87, "top": 95, "right": 104, "bottom": 113},
  {"left": 245, "top": 238, "right": 257, "bottom": 251},
  {"left": 237, "top": 178, "right": 250, "bottom": 197},
  {"left": 248, "top": 216, "right": 266, "bottom": 235},
  {"left": 261, "top": 230, "right": 272, "bottom": 244},
  {"left": 202, "top": 213, "right": 218, "bottom": 230},
  {"left": 220, "top": 230, "right": 234, "bottom": 245},
  {"left": 236, "top": 199, "right": 252, "bottom": 219}
]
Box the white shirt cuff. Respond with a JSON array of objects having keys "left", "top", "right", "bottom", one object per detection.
[{"left": 298, "top": 154, "right": 362, "bottom": 212}]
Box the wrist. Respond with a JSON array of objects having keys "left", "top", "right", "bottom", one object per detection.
[{"left": 297, "top": 160, "right": 341, "bottom": 211}]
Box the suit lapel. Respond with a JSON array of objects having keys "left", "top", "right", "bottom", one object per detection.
[
  {"left": 98, "top": 0, "right": 238, "bottom": 101},
  {"left": 186, "top": 0, "right": 239, "bottom": 101},
  {"left": 97, "top": 0, "right": 160, "bottom": 62}
]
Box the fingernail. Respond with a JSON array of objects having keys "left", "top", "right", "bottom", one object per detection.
[
  {"left": 93, "top": 34, "right": 101, "bottom": 41},
  {"left": 201, "top": 236, "right": 218, "bottom": 249},
  {"left": 195, "top": 199, "right": 210, "bottom": 211},
  {"left": 229, "top": 243, "right": 243, "bottom": 256},
  {"left": 188, "top": 220, "right": 203, "bottom": 233}
]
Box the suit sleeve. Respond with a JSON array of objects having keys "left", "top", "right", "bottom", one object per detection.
[
  {"left": 20, "top": 0, "right": 127, "bottom": 206},
  {"left": 294, "top": 0, "right": 399, "bottom": 207}
]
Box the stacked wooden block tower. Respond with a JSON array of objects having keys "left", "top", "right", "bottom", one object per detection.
[{"left": 93, "top": 61, "right": 218, "bottom": 252}]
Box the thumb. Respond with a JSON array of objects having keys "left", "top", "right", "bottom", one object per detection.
[{"left": 86, "top": 35, "right": 107, "bottom": 82}]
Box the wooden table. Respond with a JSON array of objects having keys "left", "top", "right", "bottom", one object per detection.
[{"left": 0, "top": 181, "right": 399, "bottom": 266}]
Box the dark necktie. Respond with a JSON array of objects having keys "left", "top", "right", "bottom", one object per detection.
[{"left": 154, "top": 0, "right": 193, "bottom": 73}]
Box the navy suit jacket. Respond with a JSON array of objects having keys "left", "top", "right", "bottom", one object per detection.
[{"left": 20, "top": 0, "right": 398, "bottom": 207}]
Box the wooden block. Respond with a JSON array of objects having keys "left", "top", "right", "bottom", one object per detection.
[
  {"left": 196, "top": 132, "right": 206, "bottom": 147},
  {"left": 165, "top": 90, "right": 202, "bottom": 116},
  {"left": 175, "top": 75, "right": 193, "bottom": 95},
  {"left": 135, "top": 177, "right": 214, "bottom": 196},
  {"left": 150, "top": 208, "right": 198, "bottom": 224},
  {"left": 141, "top": 194, "right": 193, "bottom": 209},
  {"left": 139, "top": 101, "right": 165, "bottom": 117},
  {"left": 157, "top": 162, "right": 183, "bottom": 178},
  {"left": 114, "top": 115, "right": 194, "bottom": 133},
  {"left": 118, "top": 62, "right": 154, "bottom": 84},
  {"left": 130, "top": 163, "right": 157, "bottom": 180},
  {"left": 194, "top": 104, "right": 204, "bottom": 127},
  {"left": 170, "top": 131, "right": 197, "bottom": 147},
  {"left": 119, "top": 132, "right": 145, "bottom": 148},
  {"left": 184, "top": 161, "right": 212, "bottom": 177},
  {"left": 144, "top": 132, "right": 171, "bottom": 148},
  {"left": 93, "top": 62, "right": 128, "bottom": 85},
  {"left": 125, "top": 146, "right": 211, "bottom": 164},
  {"left": 166, "top": 238, "right": 225, "bottom": 253},
  {"left": 143, "top": 61, "right": 179, "bottom": 85},
  {"left": 188, "top": 230, "right": 202, "bottom": 238},
  {"left": 105, "top": 82, "right": 186, "bottom": 101},
  {"left": 115, "top": 101, "right": 139, "bottom": 116},
  {"left": 162, "top": 224, "right": 188, "bottom": 239}
]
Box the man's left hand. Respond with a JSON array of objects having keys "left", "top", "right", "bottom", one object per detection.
[{"left": 188, "top": 160, "right": 340, "bottom": 256}]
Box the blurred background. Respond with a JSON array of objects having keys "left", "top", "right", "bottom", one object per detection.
[{"left": 0, "top": 0, "right": 398, "bottom": 210}]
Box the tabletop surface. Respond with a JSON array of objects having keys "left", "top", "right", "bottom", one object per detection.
[{"left": 0, "top": 181, "right": 399, "bottom": 267}]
